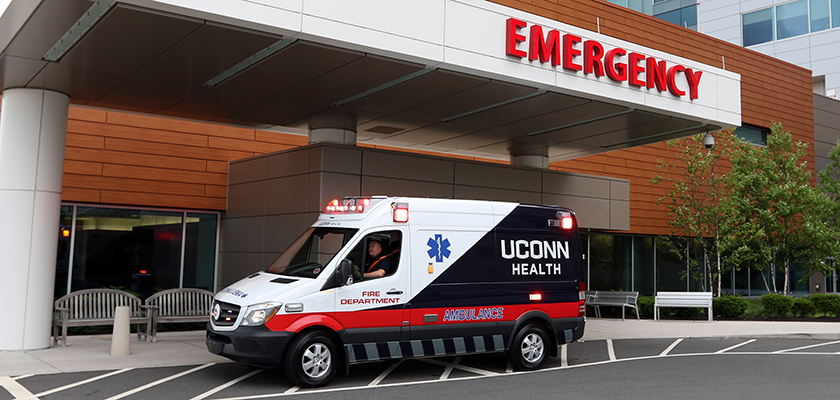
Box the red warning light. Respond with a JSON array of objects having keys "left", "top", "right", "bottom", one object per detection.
[{"left": 61, "top": 229, "right": 70, "bottom": 237}]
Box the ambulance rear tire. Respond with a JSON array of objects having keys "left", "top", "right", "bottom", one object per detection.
[
  {"left": 508, "top": 323, "right": 549, "bottom": 371},
  {"left": 283, "top": 330, "right": 338, "bottom": 388}
]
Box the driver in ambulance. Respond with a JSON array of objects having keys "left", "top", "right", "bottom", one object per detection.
[{"left": 363, "top": 240, "right": 394, "bottom": 279}]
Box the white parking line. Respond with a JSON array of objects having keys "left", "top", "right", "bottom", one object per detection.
[
  {"left": 660, "top": 339, "right": 683, "bottom": 356},
  {"left": 439, "top": 357, "right": 462, "bottom": 380},
  {"left": 716, "top": 339, "right": 756, "bottom": 353},
  {"left": 35, "top": 368, "right": 133, "bottom": 398},
  {"left": 422, "top": 358, "right": 500, "bottom": 376},
  {"left": 12, "top": 374, "right": 33, "bottom": 381},
  {"left": 190, "top": 368, "right": 264, "bottom": 400},
  {"left": 773, "top": 339, "right": 840, "bottom": 354},
  {"left": 368, "top": 360, "right": 403, "bottom": 386},
  {"left": 606, "top": 339, "right": 616, "bottom": 361},
  {"left": 0, "top": 376, "right": 38, "bottom": 399},
  {"left": 103, "top": 363, "right": 214, "bottom": 400}
]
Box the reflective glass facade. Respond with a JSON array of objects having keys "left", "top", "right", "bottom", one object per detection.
[
  {"left": 55, "top": 204, "right": 218, "bottom": 298},
  {"left": 743, "top": 0, "right": 840, "bottom": 46}
]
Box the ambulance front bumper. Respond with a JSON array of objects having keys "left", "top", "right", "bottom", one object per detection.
[{"left": 206, "top": 323, "right": 291, "bottom": 368}]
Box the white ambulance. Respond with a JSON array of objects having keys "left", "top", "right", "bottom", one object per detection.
[{"left": 207, "top": 197, "right": 586, "bottom": 387}]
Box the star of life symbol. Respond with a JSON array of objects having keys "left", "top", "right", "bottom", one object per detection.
[{"left": 427, "top": 234, "right": 451, "bottom": 262}]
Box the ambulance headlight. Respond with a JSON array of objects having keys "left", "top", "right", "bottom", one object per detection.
[{"left": 241, "top": 302, "right": 283, "bottom": 326}]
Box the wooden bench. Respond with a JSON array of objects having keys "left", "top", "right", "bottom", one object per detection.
[
  {"left": 654, "top": 291, "right": 714, "bottom": 322},
  {"left": 144, "top": 288, "right": 215, "bottom": 342},
  {"left": 53, "top": 289, "right": 147, "bottom": 347},
  {"left": 586, "top": 291, "right": 640, "bottom": 321}
]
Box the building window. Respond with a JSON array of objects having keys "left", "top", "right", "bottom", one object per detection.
[
  {"left": 653, "top": 5, "right": 698, "bottom": 30},
  {"left": 606, "top": 0, "right": 629, "bottom": 7},
  {"left": 743, "top": 8, "right": 775, "bottom": 46},
  {"left": 55, "top": 204, "right": 219, "bottom": 298},
  {"left": 811, "top": 0, "right": 831, "bottom": 32},
  {"left": 743, "top": 0, "right": 840, "bottom": 46},
  {"left": 776, "top": 0, "right": 809, "bottom": 40},
  {"left": 734, "top": 125, "right": 769, "bottom": 146}
]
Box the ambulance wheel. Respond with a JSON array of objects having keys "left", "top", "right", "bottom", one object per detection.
[
  {"left": 508, "top": 323, "right": 549, "bottom": 371},
  {"left": 284, "top": 330, "right": 338, "bottom": 388}
]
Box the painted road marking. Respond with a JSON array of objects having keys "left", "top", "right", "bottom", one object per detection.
[
  {"left": 104, "top": 363, "right": 213, "bottom": 400},
  {"left": 716, "top": 339, "right": 756, "bottom": 353},
  {"left": 660, "top": 338, "right": 683, "bottom": 356},
  {"left": 190, "top": 369, "right": 263, "bottom": 400}
]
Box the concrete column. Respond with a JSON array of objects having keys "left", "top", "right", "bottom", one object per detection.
[
  {"left": 511, "top": 148, "right": 549, "bottom": 169},
  {"left": 0, "top": 88, "right": 69, "bottom": 350},
  {"left": 309, "top": 114, "right": 356, "bottom": 145}
]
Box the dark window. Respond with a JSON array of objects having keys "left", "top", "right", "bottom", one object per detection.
[
  {"left": 734, "top": 125, "right": 768, "bottom": 146},
  {"left": 811, "top": 0, "right": 831, "bottom": 32}
]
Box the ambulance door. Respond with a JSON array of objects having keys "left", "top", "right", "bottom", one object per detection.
[{"left": 334, "top": 229, "right": 408, "bottom": 345}]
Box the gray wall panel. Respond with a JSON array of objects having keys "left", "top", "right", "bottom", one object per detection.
[
  {"left": 222, "top": 216, "right": 264, "bottom": 253},
  {"left": 226, "top": 181, "right": 266, "bottom": 218},
  {"left": 319, "top": 145, "right": 362, "bottom": 174},
  {"left": 228, "top": 156, "right": 266, "bottom": 185},
  {"left": 363, "top": 175, "right": 454, "bottom": 198},
  {"left": 264, "top": 213, "right": 312, "bottom": 253},
  {"left": 363, "top": 151, "right": 454, "bottom": 183},
  {"left": 266, "top": 174, "right": 310, "bottom": 215},
  {"left": 542, "top": 194, "right": 610, "bottom": 230},
  {"left": 455, "top": 162, "right": 540, "bottom": 191},
  {"left": 267, "top": 147, "right": 310, "bottom": 179},
  {"left": 611, "top": 181, "right": 630, "bottom": 201},
  {"left": 455, "top": 185, "right": 541, "bottom": 204},
  {"left": 319, "top": 172, "right": 361, "bottom": 206},
  {"left": 611, "top": 200, "right": 631, "bottom": 231},
  {"left": 218, "top": 252, "right": 264, "bottom": 291},
  {"left": 542, "top": 173, "right": 610, "bottom": 198}
]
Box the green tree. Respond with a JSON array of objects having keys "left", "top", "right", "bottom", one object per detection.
[
  {"left": 727, "top": 122, "right": 839, "bottom": 295},
  {"left": 651, "top": 129, "right": 739, "bottom": 295}
]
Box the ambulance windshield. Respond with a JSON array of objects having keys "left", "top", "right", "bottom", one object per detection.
[{"left": 266, "top": 227, "right": 358, "bottom": 278}]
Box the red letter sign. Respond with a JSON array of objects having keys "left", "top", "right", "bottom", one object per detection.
[
  {"left": 562, "top": 33, "right": 583, "bottom": 71},
  {"left": 529, "top": 25, "right": 561, "bottom": 66},
  {"left": 584, "top": 40, "right": 605, "bottom": 76},
  {"left": 506, "top": 18, "right": 527, "bottom": 58},
  {"left": 628, "top": 52, "right": 646, "bottom": 87},
  {"left": 605, "top": 48, "right": 627, "bottom": 81},
  {"left": 646, "top": 57, "right": 667, "bottom": 92},
  {"left": 685, "top": 68, "right": 703, "bottom": 100},
  {"left": 667, "top": 65, "right": 686, "bottom": 97}
]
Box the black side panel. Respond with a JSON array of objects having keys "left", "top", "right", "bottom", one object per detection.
[{"left": 411, "top": 204, "right": 583, "bottom": 308}]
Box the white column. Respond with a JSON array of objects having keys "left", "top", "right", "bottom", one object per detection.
[
  {"left": 309, "top": 114, "right": 356, "bottom": 145},
  {"left": 0, "top": 88, "right": 69, "bottom": 350}
]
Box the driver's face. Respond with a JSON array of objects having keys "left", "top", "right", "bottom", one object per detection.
[{"left": 368, "top": 241, "right": 382, "bottom": 257}]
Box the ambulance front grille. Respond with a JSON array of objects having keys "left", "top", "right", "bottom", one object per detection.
[{"left": 212, "top": 301, "right": 240, "bottom": 326}]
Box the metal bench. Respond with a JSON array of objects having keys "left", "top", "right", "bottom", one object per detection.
[
  {"left": 53, "top": 288, "right": 147, "bottom": 347},
  {"left": 586, "top": 291, "right": 640, "bottom": 320},
  {"left": 144, "top": 288, "right": 214, "bottom": 342},
  {"left": 654, "top": 291, "right": 713, "bottom": 322}
]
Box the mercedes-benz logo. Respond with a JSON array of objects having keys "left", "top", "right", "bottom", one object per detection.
[{"left": 212, "top": 303, "right": 221, "bottom": 321}]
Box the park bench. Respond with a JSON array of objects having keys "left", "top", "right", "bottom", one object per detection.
[
  {"left": 586, "top": 291, "right": 640, "bottom": 320},
  {"left": 144, "top": 288, "right": 214, "bottom": 342},
  {"left": 654, "top": 291, "right": 714, "bottom": 322},
  {"left": 53, "top": 288, "right": 147, "bottom": 347}
]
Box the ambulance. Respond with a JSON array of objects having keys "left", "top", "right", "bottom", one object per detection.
[{"left": 206, "top": 196, "right": 586, "bottom": 387}]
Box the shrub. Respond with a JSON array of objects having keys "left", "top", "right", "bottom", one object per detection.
[
  {"left": 792, "top": 297, "right": 815, "bottom": 318},
  {"left": 713, "top": 295, "right": 749, "bottom": 318},
  {"left": 810, "top": 293, "right": 840, "bottom": 317},
  {"left": 761, "top": 293, "right": 793, "bottom": 317},
  {"left": 637, "top": 296, "right": 655, "bottom": 318},
  {"left": 674, "top": 307, "right": 702, "bottom": 318}
]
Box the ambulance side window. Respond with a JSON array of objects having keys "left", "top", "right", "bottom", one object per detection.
[{"left": 356, "top": 230, "right": 402, "bottom": 279}]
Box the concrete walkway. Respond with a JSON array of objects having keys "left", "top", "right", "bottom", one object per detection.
[{"left": 1, "top": 319, "right": 838, "bottom": 377}]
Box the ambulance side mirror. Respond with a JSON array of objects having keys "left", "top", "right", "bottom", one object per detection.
[
  {"left": 339, "top": 259, "right": 354, "bottom": 286},
  {"left": 322, "top": 259, "right": 354, "bottom": 290}
]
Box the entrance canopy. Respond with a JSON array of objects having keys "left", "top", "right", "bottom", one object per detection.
[{"left": 0, "top": 0, "right": 740, "bottom": 161}]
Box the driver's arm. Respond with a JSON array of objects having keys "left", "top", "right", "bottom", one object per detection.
[{"left": 363, "top": 268, "right": 385, "bottom": 279}]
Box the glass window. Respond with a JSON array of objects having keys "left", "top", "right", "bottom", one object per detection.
[
  {"left": 811, "top": 0, "right": 831, "bottom": 32},
  {"left": 776, "top": 0, "right": 809, "bottom": 40},
  {"left": 734, "top": 125, "right": 768, "bottom": 146},
  {"left": 606, "top": 0, "right": 628, "bottom": 7},
  {"left": 633, "top": 236, "right": 655, "bottom": 296},
  {"left": 833, "top": 0, "right": 840, "bottom": 28},
  {"left": 589, "top": 234, "right": 632, "bottom": 291},
  {"left": 654, "top": 9, "right": 681, "bottom": 26},
  {"left": 182, "top": 213, "right": 218, "bottom": 290},
  {"left": 683, "top": 5, "right": 698, "bottom": 30},
  {"left": 70, "top": 207, "right": 183, "bottom": 298},
  {"left": 656, "top": 237, "right": 687, "bottom": 291},
  {"left": 743, "top": 8, "right": 775, "bottom": 46},
  {"left": 266, "top": 227, "right": 359, "bottom": 278}
]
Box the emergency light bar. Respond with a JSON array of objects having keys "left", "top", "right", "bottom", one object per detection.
[
  {"left": 393, "top": 202, "right": 409, "bottom": 223},
  {"left": 549, "top": 211, "right": 576, "bottom": 230},
  {"left": 324, "top": 198, "right": 372, "bottom": 214}
]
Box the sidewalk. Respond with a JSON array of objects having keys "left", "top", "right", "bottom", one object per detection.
[{"left": 1, "top": 319, "right": 838, "bottom": 377}]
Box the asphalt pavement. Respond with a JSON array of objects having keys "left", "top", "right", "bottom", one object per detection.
[{"left": 1, "top": 318, "right": 838, "bottom": 377}]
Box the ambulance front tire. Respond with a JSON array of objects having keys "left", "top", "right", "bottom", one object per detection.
[
  {"left": 508, "top": 323, "right": 549, "bottom": 371},
  {"left": 283, "top": 330, "right": 338, "bottom": 388}
]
